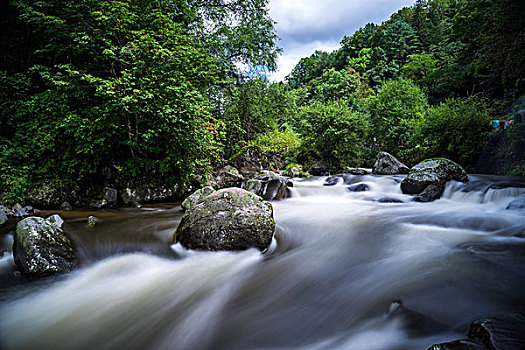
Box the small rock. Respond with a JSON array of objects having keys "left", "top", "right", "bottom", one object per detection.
[
  {"left": 344, "top": 167, "right": 369, "bottom": 175},
  {"left": 104, "top": 187, "right": 119, "bottom": 207},
  {"left": 373, "top": 152, "right": 409, "bottom": 175},
  {"left": 377, "top": 197, "right": 404, "bottom": 203},
  {"left": 47, "top": 214, "right": 64, "bottom": 228},
  {"left": 87, "top": 216, "right": 99, "bottom": 227},
  {"left": 347, "top": 183, "right": 369, "bottom": 192},
  {"left": 60, "top": 201, "right": 73, "bottom": 211},
  {"left": 468, "top": 315, "right": 525, "bottom": 350},
  {"left": 324, "top": 175, "right": 342, "bottom": 186},
  {"left": 12, "top": 204, "right": 32, "bottom": 218}
]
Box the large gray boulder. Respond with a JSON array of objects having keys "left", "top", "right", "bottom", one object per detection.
[
  {"left": 244, "top": 171, "right": 292, "bottom": 201},
  {"left": 13, "top": 216, "right": 78, "bottom": 276},
  {"left": 373, "top": 152, "right": 409, "bottom": 175},
  {"left": 174, "top": 188, "right": 275, "bottom": 251},
  {"left": 211, "top": 165, "right": 244, "bottom": 189},
  {"left": 401, "top": 158, "right": 468, "bottom": 201},
  {"left": 26, "top": 179, "right": 79, "bottom": 208}
]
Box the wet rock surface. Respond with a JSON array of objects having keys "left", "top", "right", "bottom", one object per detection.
[
  {"left": 181, "top": 186, "right": 216, "bottom": 211},
  {"left": 13, "top": 216, "right": 78, "bottom": 276},
  {"left": 428, "top": 315, "right": 525, "bottom": 350},
  {"left": 244, "top": 171, "right": 292, "bottom": 201},
  {"left": 372, "top": 152, "right": 409, "bottom": 175},
  {"left": 506, "top": 194, "right": 525, "bottom": 210},
  {"left": 401, "top": 158, "right": 468, "bottom": 200},
  {"left": 347, "top": 183, "right": 370, "bottom": 192},
  {"left": 175, "top": 188, "right": 275, "bottom": 251}
]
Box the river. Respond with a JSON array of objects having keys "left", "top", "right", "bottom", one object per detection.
[{"left": 1, "top": 174, "right": 524, "bottom": 349}]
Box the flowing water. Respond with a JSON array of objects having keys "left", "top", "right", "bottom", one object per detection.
[{"left": 1, "top": 174, "right": 525, "bottom": 350}]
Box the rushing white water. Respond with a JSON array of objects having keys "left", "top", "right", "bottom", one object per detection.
[{"left": 1, "top": 174, "right": 524, "bottom": 350}]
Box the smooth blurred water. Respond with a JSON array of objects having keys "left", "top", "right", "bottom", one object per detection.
[{"left": 1, "top": 174, "right": 524, "bottom": 350}]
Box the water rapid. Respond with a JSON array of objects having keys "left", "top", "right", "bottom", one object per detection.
[{"left": 1, "top": 174, "right": 524, "bottom": 350}]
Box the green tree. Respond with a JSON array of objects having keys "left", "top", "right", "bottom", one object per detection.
[
  {"left": 366, "top": 77, "right": 428, "bottom": 156},
  {"left": 409, "top": 97, "right": 493, "bottom": 169},
  {"left": 294, "top": 101, "right": 367, "bottom": 167},
  {"left": 0, "top": 0, "right": 281, "bottom": 197}
]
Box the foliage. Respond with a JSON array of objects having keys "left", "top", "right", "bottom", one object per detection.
[
  {"left": 293, "top": 101, "right": 367, "bottom": 167},
  {"left": 221, "top": 77, "right": 293, "bottom": 157},
  {"left": 248, "top": 131, "right": 301, "bottom": 161},
  {"left": 0, "top": 0, "right": 281, "bottom": 200},
  {"left": 366, "top": 78, "right": 428, "bottom": 157},
  {"left": 408, "top": 97, "right": 493, "bottom": 169}
]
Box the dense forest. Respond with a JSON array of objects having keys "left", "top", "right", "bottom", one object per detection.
[{"left": 1, "top": 0, "right": 524, "bottom": 205}]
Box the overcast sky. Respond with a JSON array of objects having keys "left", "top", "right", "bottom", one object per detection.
[{"left": 267, "top": 0, "right": 415, "bottom": 81}]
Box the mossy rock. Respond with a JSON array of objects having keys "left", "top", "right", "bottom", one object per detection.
[
  {"left": 401, "top": 158, "right": 468, "bottom": 199},
  {"left": 174, "top": 188, "right": 275, "bottom": 251},
  {"left": 13, "top": 216, "right": 79, "bottom": 276}
]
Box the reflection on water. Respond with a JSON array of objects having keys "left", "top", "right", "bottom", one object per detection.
[{"left": 1, "top": 174, "right": 524, "bottom": 350}]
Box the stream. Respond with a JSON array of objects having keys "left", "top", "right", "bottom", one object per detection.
[{"left": 1, "top": 174, "right": 525, "bottom": 350}]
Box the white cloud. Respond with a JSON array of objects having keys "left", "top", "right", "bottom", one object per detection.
[{"left": 268, "top": 0, "right": 415, "bottom": 82}]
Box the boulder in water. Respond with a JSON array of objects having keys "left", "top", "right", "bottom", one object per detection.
[
  {"left": 506, "top": 194, "right": 525, "bottom": 210},
  {"left": 244, "top": 171, "right": 292, "bottom": 201},
  {"left": 174, "top": 187, "right": 275, "bottom": 251},
  {"left": 181, "top": 186, "right": 215, "bottom": 211},
  {"left": 324, "top": 175, "right": 343, "bottom": 186},
  {"left": 13, "top": 216, "right": 78, "bottom": 276},
  {"left": 401, "top": 158, "right": 468, "bottom": 201},
  {"left": 414, "top": 184, "right": 445, "bottom": 202},
  {"left": 60, "top": 201, "right": 73, "bottom": 211},
  {"left": 26, "top": 179, "right": 79, "bottom": 208},
  {"left": 308, "top": 160, "right": 332, "bottom": 176},
  {"left": 347, "top": 183, "right": 369, "bottom": 192},
  {"left": 87, "top": 216, "right": 99, "bottom": 227},
  {"left": 344, "top": 167, "right": 369, "bottom": 175},
  {"left": 373, "top": 152, "right": 409, "bottom": 175}
]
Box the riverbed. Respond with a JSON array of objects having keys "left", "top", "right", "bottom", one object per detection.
[{"left": 1, "top": 174, "right": 524, "bottom": 349}]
